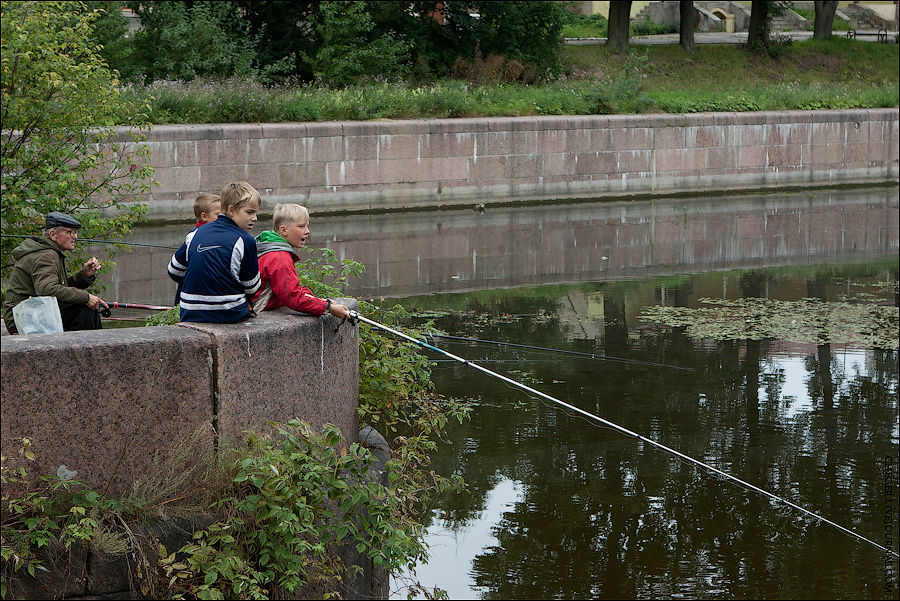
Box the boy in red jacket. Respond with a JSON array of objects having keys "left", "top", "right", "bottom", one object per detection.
[{"left": 252, "top": 203, "right": 351, "bottom": 319}]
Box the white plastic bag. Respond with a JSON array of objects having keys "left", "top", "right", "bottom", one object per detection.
[{"left": 12, "top": 296, "right": 64, "bottom": 334}]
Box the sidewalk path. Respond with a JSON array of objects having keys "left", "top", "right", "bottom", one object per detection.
[{"left": 566, "top": 30, "right": 899, "bottom": 45}]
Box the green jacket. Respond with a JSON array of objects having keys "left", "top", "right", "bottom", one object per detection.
[{"left": 2, "top": 235, "right": 94, "bottom": 334}]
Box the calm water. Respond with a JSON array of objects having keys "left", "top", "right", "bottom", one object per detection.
[
  {"left": 390, "top": 263, "right": 899, "bottom": 600},
  {"left": 99, "top": 186, "right": 898, "bottom": 305}
]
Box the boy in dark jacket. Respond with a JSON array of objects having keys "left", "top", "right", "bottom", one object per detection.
[
  {"left": 167, "top": 182, "right": 262, "bottom": 323},
  {"left": 174, "top": 192, "right": 222, "bottom": 305},
  {"left": 252, "top": 203, "right": 350, "bottom": 319},
  {"left": 2, "top": 211, "right": 108, "bottom": 334}
]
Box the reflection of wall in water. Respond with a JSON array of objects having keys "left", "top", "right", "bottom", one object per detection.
[{"left": 100, "top": 188, "right": 899, "bottom": 305}]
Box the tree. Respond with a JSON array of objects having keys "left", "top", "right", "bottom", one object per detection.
[
  {"left": 467, "top": 1, "right": 566, "bottom": 77},
  {"left": 83, "top": 1, "right": 133, "bottom": 79},
  {"left": 126, "top": 1, "right": 255, "bottom": 82},
  {"left": 607, "top": 0, "right": 633, "bottom": 53},
  {"left": 304, "top": 1, "right": 410, "bottom": 86},
  {"left": 679, "top": 0, "right": 696, "bottom": 54},
  {"left": 746, "top": 0, "right": 770, "bottom": 48},
  {"left": 1, "top": 1, "right": 154, "bottom": 270},
  {"left": 237, "top": 1, "right": 320, "bottom": 83},
  {"left": 813, "top": 0, "right": 839, "bottom": 39}
]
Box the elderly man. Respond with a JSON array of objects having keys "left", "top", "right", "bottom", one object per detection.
[{"left": 2, "top": 211, "right": 109, "bottom": 334}]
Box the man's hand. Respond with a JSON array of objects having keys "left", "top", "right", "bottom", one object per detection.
[
  {"left": 86, "top": 294, "right": 108, "bottom": 311},
  {"left": 81, "top": 257, "right": 101, "bottom": 278}
]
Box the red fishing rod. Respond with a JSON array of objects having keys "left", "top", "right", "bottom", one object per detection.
[
  {"left": 106, "top": 302, "right": 172, "bottom": 311},
  {"left": 100, "top": 302, "right": 172, "bottom": 318}
]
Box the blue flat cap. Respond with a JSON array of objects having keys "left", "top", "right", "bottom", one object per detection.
[{"left": 45, "top": 211, "right": 82, "bottom": 230}]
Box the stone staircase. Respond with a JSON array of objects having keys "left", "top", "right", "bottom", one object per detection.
[
  {"left": 769, "top": 7, "right": 808, "bottom": 32},
  {"left": 632, "top": 3, "right": 653, "bottom": 23},
  {"left": 840, "top": 3, "right": 894, "bottom": 31}
]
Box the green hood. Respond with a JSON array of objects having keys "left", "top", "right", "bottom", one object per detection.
[
  {"left": 12, "top": 236, "right": 63, "bottom": 261},
  {"left": 255, "top": 230, "right": 298, "bottom": 259},
  {"left": 258, "top": 230, "right": 286, "bottom": 244}
]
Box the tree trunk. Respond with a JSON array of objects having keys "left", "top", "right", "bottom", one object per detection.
[
  {"left": 813, "top": 1, "right": 839, "bottom": 39},
  {"left": 746, "top": 0, "right": 769, "bottom": 48},
  {"left": 679, "top": 0, "right": 696, "bottom": 53},
  {"left": 607, "top": 0, "right": 633, "bottom": 53}
]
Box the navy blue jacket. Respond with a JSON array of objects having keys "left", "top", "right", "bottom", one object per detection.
[{"left": 167, "top": 216, "right": 261, "bottom": 323}]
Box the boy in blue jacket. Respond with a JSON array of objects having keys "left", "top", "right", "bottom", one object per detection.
[{"left": 167, "top": 181, "right": 262, "bottom": 323}]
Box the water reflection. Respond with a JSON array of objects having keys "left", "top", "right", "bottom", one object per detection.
[
  {"left": 392, "top": 263, "right": 899, "bottom": 600},
  {"left": 98, "top": 187, "right": 898, "bottom": 305}
]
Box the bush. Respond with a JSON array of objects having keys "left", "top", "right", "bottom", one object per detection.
[
  {"left": 560, "top": 9, "right": 608, "bottom": 38},
  {"left": 304, "top": 0, "right": 410, "bottom": 86},
  {"left": 126, "top": 1, "right": 256, "bottom": 82},
  {"left": 630, "top": 17, "right": 678, "bottom": 36}
]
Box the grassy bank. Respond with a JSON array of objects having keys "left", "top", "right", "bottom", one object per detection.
[{"left": 124, "top": 38, "right": 898, "bottom": 124}]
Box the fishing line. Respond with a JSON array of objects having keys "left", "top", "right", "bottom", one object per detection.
[
  {"left": 429, "top": 333, "right": 693, "bottom": 371},
  {"left": 355, "top": 311, "right": 899, "bottom": 559}
]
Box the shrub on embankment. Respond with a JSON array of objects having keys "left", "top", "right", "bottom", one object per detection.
[{"left": 120, "top": 38, "right": 898, "bottom": 124}]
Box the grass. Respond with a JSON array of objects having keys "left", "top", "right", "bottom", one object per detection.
[{"left": 124, "top": 37, "right": 898, "bottom": 124}]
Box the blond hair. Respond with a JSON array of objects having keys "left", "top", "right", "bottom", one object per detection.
[
  {"left": 219, "top": 181, "right": 261, "bottom": 213},
  {"left": 272, "top": 203, "right": 309, "bottom": 232},
  {"left": 193, "top": 193, "right": 221, "bottom": 220}
]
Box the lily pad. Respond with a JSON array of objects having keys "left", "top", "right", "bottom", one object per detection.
[{"left": 639, "top": 297, "right": 899, "bottom": 349}]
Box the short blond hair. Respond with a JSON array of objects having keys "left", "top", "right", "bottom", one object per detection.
[
  {"left": 220, "top": 181, "right": 261, "bottom": 213},
  {"left": 193, "top": 193, "right": 221, "bottom": 220},
  {"left": 272, "top": 203, "right": 309, "bottom": 231}
]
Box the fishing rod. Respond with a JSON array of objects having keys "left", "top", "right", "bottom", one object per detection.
[
  {"left": 106, "top": 302, "right": 172, "bottom": 311},
  {"left": 430, "top": 333, "right": 693, "bottom": 371},
  {"left": 97, "top": 302, "right": 171, "bottom": 318},
  {"left": 0, "top": 234, "right": 178, "bottom": 250},
  {"left": 352, "top": 310, "right": 899, "bottom": 559}
]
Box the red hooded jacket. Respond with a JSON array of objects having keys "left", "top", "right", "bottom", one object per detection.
[{"left": 252, "top": 232, "right": 328, "bottom": 315}]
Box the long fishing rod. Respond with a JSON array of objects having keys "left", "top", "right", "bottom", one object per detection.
[
  {"left": 0, "top": 234, "right": 179, "bottom": 250},
  {"left": 430, "top": 333, "right": 693, "bottom": 371},
  {"left": 353, "top": 310, "right": 899, "bottom": 559}
]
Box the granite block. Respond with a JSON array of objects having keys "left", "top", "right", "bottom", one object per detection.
[
  {"left": 183, "top": 301, "right": 359, "bottom": 445},
  {"left": 1, "top": 326, "right": 214, "bottom": 494}
]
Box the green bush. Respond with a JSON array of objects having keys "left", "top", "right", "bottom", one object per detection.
[
  {"left": 560, "top": 11, "right": 608, "bottom": 37},
  {"left": 126, "top": 0, "right": 256, "bottom": 82},
  {"left": 304, "top": 1, "right": 410, "bottom": 86},
  {"left": 630, "top": 17, "right": 678, "bottom": 36}
]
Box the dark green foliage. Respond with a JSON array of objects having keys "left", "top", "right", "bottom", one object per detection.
[
  {"left": 237, "top": 1, "right": 319, "bottom": 83},
  {"left": 630, "top": 17, "right": 678, "bottom": 36},
  {"left": 81, "top": 1, "right": 133, "bottom": 79},
  {"left": 126, "top": 0, "right": 256, "bottom": 82},
  {"left": 303, "top": 1, "right": 411, "bottom": 86},
  {"left": 107, "top": 1, "right": 568, "bottom": 84}
]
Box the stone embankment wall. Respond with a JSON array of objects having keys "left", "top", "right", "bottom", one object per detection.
[
  {"left": 136, "top": 109, "right": 899, "bottom": 221},
  {"left": 0, "top": 301, "right": 393, "bottom": 600},
  {"left": 1, "top": 304, "right": 359, "bottom": 494}
]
